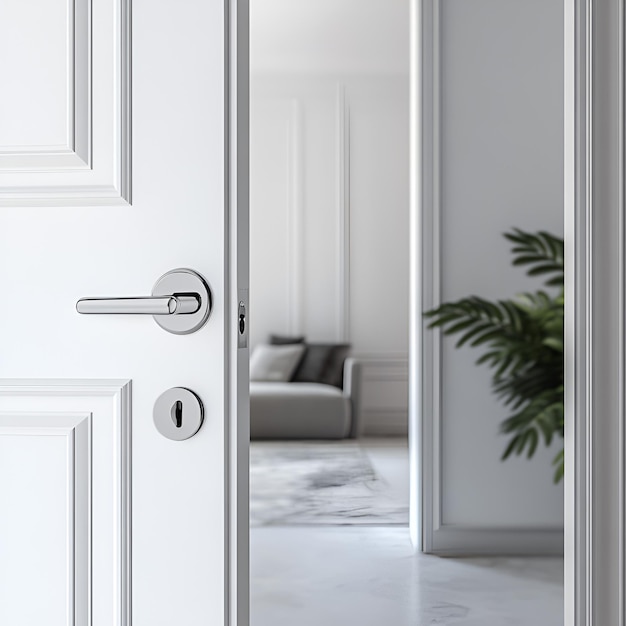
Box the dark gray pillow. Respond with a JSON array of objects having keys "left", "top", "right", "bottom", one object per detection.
[
  {"left": 269, "top": 334, "right": 306, "bottom": 345},
  {"left": 291, "top": 343, "right": 350, "bottom": 388}
]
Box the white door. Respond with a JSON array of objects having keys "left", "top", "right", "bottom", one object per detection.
[{"left": 0, "top": 1, "right": 248, "bottom": 625}]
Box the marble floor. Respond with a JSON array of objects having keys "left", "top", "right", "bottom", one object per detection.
[
  {"left": 251, "top": 526, "right": 563, "bottom": 626},
  {"left": 251, "top": 439, "right": 563, "bottom": 625}
]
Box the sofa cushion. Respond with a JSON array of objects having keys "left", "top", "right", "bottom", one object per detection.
[
  {"left": 250, "top": 344, "right": 306, "bottom": 382},
  {"left": 291, "top": 343, "right": 350, "bottom": 388},
  {"left": 250, "top": 382, "right": 351, "bottom": 439},
  {"left": 250, "top": 381, "right": 343, "bottom": 398}
]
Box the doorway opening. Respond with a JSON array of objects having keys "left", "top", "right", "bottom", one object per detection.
[{"left": 246, "top": 0, "right": 565, "bottom": 624}]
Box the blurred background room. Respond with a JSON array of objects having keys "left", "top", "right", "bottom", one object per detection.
[{"left": 248, "top": 1, "right": 564, "bottom": 624}]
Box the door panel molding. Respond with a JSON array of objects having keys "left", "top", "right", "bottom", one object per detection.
[
  {"left": 0, "top": 380, "right": 131, "bottom": 626},
  {"left": 0, "top": 412, "right": 90, "bottom": 626},
  {"left": 0, "top": 0, "right": 131, "bottom": 206},
  {"left": 0, "top": 0, "right": 90, "bottom": 165}
]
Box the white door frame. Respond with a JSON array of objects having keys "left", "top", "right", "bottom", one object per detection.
[
  {"left": 230, "top": 0, "right": 626, "bottom": 623},
  {"left": 407, "top": 0, "right": 624, "bottom": 622},
  {"left": 564, "top": 0, "right": 625, "bottom": 623}
]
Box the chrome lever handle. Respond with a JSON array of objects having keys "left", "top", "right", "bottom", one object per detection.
[
  {"left": 75, "top": 268, "right": 213, "bottom": 335},
  {"left": 76, "top": 295, "right": 200, "bottom": 315}
]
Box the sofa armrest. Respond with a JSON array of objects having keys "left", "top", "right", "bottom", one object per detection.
[{"left": 343, "top": 358, "right": 364, "bottom": 438}]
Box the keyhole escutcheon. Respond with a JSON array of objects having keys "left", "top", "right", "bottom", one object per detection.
[{"left": 154, "top": 387, "right": 204, "bottom": 441}]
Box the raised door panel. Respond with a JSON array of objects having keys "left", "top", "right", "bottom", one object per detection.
[
  {"left": 0, "top": 0, "right": 130, "bottom": 204},
  {"left": 0, "top": 381, "right": 130, "bottom": 626},
  {"left": 0, "top": 0, "right": 76, "bottom": 152},
  {"left": 0, "top": 414, "right": 89, "bottom": 626}
]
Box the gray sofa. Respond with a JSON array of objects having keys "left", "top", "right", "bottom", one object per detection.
[{"left": 250, "top": 357, "right": 362, "bottom": 439}]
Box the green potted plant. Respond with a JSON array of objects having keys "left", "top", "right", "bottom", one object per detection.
[{"left": 425, "top": 229, "right": 564, "bottom": 482}]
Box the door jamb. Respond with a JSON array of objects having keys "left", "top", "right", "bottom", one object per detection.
[
  {"left": 564, "top": 0, "right": 626, "bottom": 623},
  {"left": 564, "top": 0, "right": 591, "bottom": 622},
  {"left": 226, "top": 1, "right": 250, "bottom": 625},
  {"left": 410, "top": 0, "right": 624, "bottom": 622}
]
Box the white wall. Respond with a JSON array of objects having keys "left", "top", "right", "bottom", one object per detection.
[
  {"left": 418, "top": 0, "right": 564, "bottom": 552},
  {"left": 251, "top": 0, "right": 409, "bottom": 75},
  {"left": 250, "top": 75, "right": 410, "bottom": 435},
  {"left": 440, "top": 0, "right": 564, "bottom": 527}
]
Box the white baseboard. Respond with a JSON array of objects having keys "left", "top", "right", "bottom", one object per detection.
[{"left": 426, "top": 526, "right": 564, "bottom": 557}]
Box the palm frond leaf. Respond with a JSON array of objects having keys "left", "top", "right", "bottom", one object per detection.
[
  {"left": 504, "top": 228, "right": 564, "bottom": 288},
  {"left": 424, "top": 228, "right": 564, "bottom": 482}
]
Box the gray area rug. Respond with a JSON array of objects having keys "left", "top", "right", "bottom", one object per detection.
[{"left": 250, "top": 441, "right": 408, "bottom": 526}]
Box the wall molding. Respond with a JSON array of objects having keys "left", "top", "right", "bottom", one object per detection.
[
  {"left": 360, "top": 359, "right": 409, "bottom": 382},
  {"left": 336, "top": 83, "right": 351, "bottom": 342},
  {"left": 287, "top": 99, "right": 304, "bottom": 335},
  {"left": 363, "top": 409, "right": 409, "bottom": 436},
  {"left": 358, "top": 357, "right": 409, "bottom": 436},
  {"left": 354, "top": 351, "right": 409, "bottom": 360},
  {"left": 416, "top": 0, "right": 563, "bottom": 556},
  {"left": 281, "top": 85, "right": 351, "bottom": 341}
]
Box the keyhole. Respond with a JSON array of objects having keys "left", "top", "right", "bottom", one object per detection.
[
  {"left": 239, "top": 314, "right": 246, "bottom": 335},
  {"left": 171, "top": 400, "right": 183, "bottom": 428}
]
